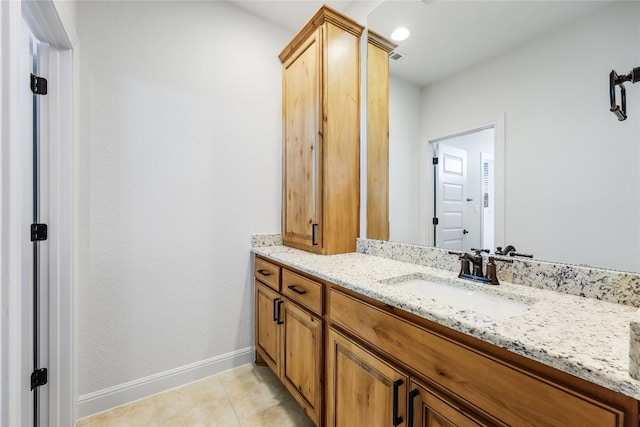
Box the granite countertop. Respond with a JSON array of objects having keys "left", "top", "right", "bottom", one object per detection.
[{"left": 252, "top": 244, "right": 640, "bottom": 400}]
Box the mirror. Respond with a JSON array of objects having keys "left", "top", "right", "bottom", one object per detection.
[{"left": 367, "top": 0, "right": 640, "bottom": 272}]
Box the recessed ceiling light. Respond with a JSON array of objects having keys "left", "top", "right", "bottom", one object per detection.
[{"left": 391, "top": 27, "right": 410, "bottom": 42}]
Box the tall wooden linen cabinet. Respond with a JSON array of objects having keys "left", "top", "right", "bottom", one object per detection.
[{"left": 279, "top": 6, "right": 363, "bottom": 255}]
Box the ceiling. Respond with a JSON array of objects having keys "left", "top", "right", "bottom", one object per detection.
[
  {"left": 369, "top": 1, "right": 613, "bottom": 87},
  {"left": 229, "top": 0, "right": 614, "bottom": 88},
  {"left": 229, "top": 0, "right": 359, "bottom": 32}
]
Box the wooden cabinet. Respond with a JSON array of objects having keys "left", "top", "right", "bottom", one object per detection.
[
  {"left": 281, "top": 299, "right": 323, "bottom": 424},
  {"left": 327, "top": 287, "right": 637, "bottom": 427},
  {"left": 326, "top": 327, "right": 492, "bottom": 427},
  {"left": 254, "top": 257, "right": 324, "bottom": 426},
  {"left": 255, "top": 257, "right": 280, "bottom": 291},
  {"left": 255, "top": 282, "right": 281, "bottom": 375},
  {"left": 279, "top": 6, "right": 363, "bottom": 255},
  {"left": 408, "top": 380, "right": 493, "bottom": 427},
  {"left": 326, "top": 327, "right": 408, "bottom": 427}
]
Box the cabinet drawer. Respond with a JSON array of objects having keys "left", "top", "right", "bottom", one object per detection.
[
  {"left": 329, "top": 288, "right": 626, "bottom": 427},
  {"left": 281, "top": 269, "right": 323, "bottom": 315},
  {"left": 254, "top": 257, "right": 280, "bottom": 291}
]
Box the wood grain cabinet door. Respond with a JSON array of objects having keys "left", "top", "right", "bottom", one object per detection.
[
  {"left": 327, "top": 327, "right": 409, "bottom": 427},
  {"left": 408, "top": 380, "right": 494, "bottom": 427},
  {"left": 281, "top": 300, "right": 323, "bottom": 426},
  {"left": 280, "top": 6, "right": 363, "bottom": 255},
  {"left": 255, "top": 282, "right": 281, "bottom": 376},
  {"left": 281, "top": 28, "right": 323, "bottom": 252}
]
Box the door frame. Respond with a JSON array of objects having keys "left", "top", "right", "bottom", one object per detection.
[
  {"left": 480, "top": 152, "right": 495, "bottom": 252},
  {"left": 420, "top": 114, "right": 506, "bottom": 250},
  {"left": 1, "top": 1, "right": 77, "bottom": 425}
]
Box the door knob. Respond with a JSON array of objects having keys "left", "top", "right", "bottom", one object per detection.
[{"left": 463, "top": 229, "right": 469, "bottom": 235}]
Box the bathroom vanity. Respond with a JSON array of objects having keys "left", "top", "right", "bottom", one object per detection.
[{"left": 252, "top": 238, "right": 640, "bottom": 427}]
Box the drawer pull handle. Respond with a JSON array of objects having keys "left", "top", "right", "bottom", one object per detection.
[
  {"left": 287, "top": 285, "right": 307, "bottom": 295},
  {"left": 272, "top": 297, "right": 279, "bottom": 322},
  {"left": 408, "top": 389, "right": 419, "bottom": 426},
  {"left": 393, "top": 379, "right": 404, "bottom": 426},
  {"left": 257, "top": 269, "right": 272, "bottom": 276},
  {"left": 276, "top": 300, "right": 284, "bottom": 325}
]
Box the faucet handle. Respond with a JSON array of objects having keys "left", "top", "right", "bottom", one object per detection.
[
  {"left": 448, "top": 251, "right": 471, "bottom": 277},
  {"left": 484, "top": 256, "right": 500, "bottom": 285},
  {"left": 471, "top": 248, "right": 490, "bottom": 253}
]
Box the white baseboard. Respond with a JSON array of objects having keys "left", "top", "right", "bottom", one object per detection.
[{"left": 77, "top": 346, "right": 255, "bottom": 420}]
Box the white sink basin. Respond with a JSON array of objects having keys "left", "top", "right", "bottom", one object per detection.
[{"left": 388, "top": 278, "right": 531, "bottom": 320}]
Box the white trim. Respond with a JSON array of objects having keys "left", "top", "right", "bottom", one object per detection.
[
  {"left": 22, "top": 0, "right": 77, "bottom": 49},
  {"left": 1, "top": 1, "right": 30, "bottom": 425},
  {"left": 77, "top": 347, "right": 256, "bottom": 419},
  {"left": 45, "top": 44, "right": 75, "bottom": 427}
]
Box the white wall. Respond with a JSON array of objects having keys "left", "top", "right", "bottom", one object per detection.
[
  {"left": 77, "top": 0, "right": 288, "bottom": 414},
  {"left": 416, "top": 2, "right": 640, "bottom": 271}
]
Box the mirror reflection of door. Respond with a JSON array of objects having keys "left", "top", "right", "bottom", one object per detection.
[
  {"left": 432, "top": 127, "right": 494, "bottom": 252},
  {"left": 435, "top": 143, "right": 468, "bottom": 250}
]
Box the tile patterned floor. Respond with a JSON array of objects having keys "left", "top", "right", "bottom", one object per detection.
[{"left": 76, "top": 364, "right": 315, "bottom": 426}]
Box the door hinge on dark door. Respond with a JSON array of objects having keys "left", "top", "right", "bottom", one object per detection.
[
  {"left": 30, "top": 74, "right": 48, "bottom": 95},
  {"left": 30, "top": 368, "right": 47, "bottom": 390},
  {"left": 31, "top": 224, "right": 48, "bottom": 241}
]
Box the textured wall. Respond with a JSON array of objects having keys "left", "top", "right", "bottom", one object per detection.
[{"left": 77, "top": 1, "right": 288, "bottom": 395}]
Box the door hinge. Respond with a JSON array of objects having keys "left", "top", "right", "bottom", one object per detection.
[
  {"left": 30, "top": 368, "right": 48, "bottom": 390},
  {"left": 432, "top": 157, "right": 439, "bottom": 165},
  {"left": 432, "top": 217, "right": 439, "bottom": 225},
  {"left": 31, "top": 224, "right": 48, "bottom": 241},
  {"left": 30, "top": 74, "right": 48, "bottom": 95}
]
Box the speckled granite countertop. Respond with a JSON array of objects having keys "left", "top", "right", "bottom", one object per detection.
[{"left": 252, "top": 244, "right": 640, "bottom": 400}]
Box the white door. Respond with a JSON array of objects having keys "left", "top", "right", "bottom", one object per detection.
[{"left": 435, "top": 143, "right": 468, "bottom": 250}]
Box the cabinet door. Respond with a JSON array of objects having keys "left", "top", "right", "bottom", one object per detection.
[
  {"left": 281, "top": 300, "right": 323, "bottom": 426},
  {"left": 282, "top": 28, "right": 323, "bottom": 251},
  {"left": 408, "top": 380, "right": 493, "bottom": 427},
  {"left": 255, "top": 282, "right": 281, "bottom": 376},
  {"left": 327, "top": 327, "right": 408, "bottom": 427}
]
